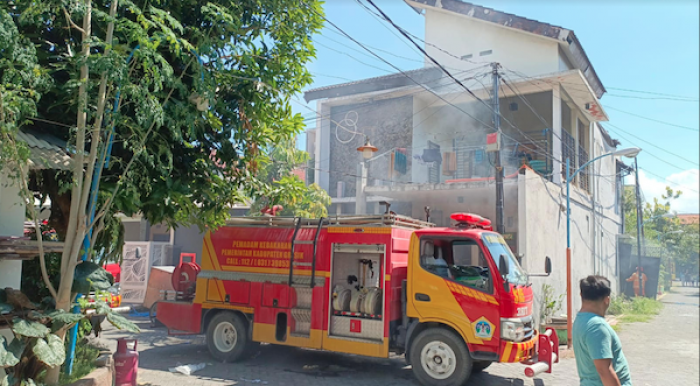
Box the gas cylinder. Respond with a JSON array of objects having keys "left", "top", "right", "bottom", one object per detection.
[{"left": 114, "top": 338, "right": 138, "bottom": 386}]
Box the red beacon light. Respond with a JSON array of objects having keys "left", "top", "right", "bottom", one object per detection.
[{"left": 451, "top": 213, "right": 493, "bottom": 230}]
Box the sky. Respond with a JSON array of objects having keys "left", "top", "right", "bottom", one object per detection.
[{"left": 292, "top": 0, "right": 700, "bottom": 214}]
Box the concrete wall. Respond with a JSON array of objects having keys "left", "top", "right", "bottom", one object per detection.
[
  {"left": 0, "top": 170, "right": 24, "bottom": 289},
  {"left": 424, "top": 8, "right": 560, "bottom": 78},
  {"left": 326, "top": 96, "right": 414, "bottom": 198},
  {"left": 519, "top": 168, "right": 620, "bottom": 327}
]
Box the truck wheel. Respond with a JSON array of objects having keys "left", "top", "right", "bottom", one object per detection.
[
  {"left": 471, "top": 361, "right": 492, "bottom": 373},
  {"left": 409, "top": 328, "right": 472, "bottom": 386},
  {"left": 206, "top": 312, "right": 249, "bottom": 362}
]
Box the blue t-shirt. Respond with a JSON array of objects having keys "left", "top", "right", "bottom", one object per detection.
[{"left": 573, "top": 312, "right": 631, "bottom": 386}]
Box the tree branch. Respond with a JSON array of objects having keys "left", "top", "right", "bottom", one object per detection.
[
  {"left": 90, "top": 57, "right": 196, "bottom": 229},
  {"left": 62, "top": 7, "right": 86, "bottom": 35}
]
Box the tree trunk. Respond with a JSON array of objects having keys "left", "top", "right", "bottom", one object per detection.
[{"left": 44, "top": 1, "right": 92, "bottom": 384}]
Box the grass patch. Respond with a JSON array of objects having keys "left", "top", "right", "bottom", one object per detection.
[
  {"left": 59, "top": 339, "right": 100, "bottom": 385},
  {"left": 619, "top": 314, "right": 652, "bottom": 323},
  {"left": 608, "top": 296, "right": 663, "bottom": 316},
  {"left": 607, "top": 296, "right": 663, "bottom": 331},
  {"left": 611, "top": 324, "right": 621, "bottom": 332}
]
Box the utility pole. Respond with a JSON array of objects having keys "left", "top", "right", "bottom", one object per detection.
[
  {"left": 492, "top": 62, "right": 505, "bottom": 234},
  {"left": 634, "top": 157, "right": 644, "bottom": 282}
]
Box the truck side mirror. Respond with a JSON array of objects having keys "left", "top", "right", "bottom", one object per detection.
[
  {"left": 499, "top": 254, "right": 509, "bottom": 276},
  {"left": 545, "top": 256, "right": 552, "bottom": 275}
]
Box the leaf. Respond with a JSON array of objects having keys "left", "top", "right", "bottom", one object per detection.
[
  {"left": 11, "top": 319, "right": 49, "bottom": 338},
  {"left": 32, "top": 334, "right": 65, "bottom": 368},
  {"left": 106, "top": 312, "right": 140, "bottom": 333},
  {"left": 0, "top": 336, "right": 20, "bottom": 368},
  {"left": 47, "top": 309, "right": 84, "bottom": 325},
  {"left": 73, "top": 261, "right": 114, "bottom": 294},
  {"left": 0, "top": 303, "right": 12, "bottom": 315}
]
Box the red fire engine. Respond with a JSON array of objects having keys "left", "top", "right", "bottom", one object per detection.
[{"left": 157, "top": 213, "right": 558, "bottom": 385}]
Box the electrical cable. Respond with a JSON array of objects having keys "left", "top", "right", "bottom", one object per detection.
[
  {"left": 500, "top": 69, "right": 698, "bottom": 177},
  {"left": 300, "top": 66, "right": 492, "bottom": 123},
  {"left": 638, "top": 167, "right": 699, "bottom": 194},
  {"left": 606, "top": 87, "right": 699, "bottom": 101},
  {"left": 603, "top": 124, "right": 699, "bottom": 174},
  {"left": 359, "top": 0, "right": 569, "bottom": 168}
]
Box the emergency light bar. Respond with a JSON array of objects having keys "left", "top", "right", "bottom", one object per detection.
[{"left": 450, "top": 213, "right": 493, "bottom": 230}]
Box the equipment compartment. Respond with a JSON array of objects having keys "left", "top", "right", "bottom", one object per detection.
[{"left": 328, "top": 244, "right": 385, "bottom": 341}]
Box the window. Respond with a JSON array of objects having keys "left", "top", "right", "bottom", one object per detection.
[
  {"left": 419, "top": 238, "right": 492, "bottom": 293},
  {"left": 482, "top": 234, "right": 528, "bottom": 287},
  {"left": 451, "top": 240, "right": 492, "bottom": 292}
]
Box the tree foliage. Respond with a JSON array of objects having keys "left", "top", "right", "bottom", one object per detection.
[
  {"left": 622, "top": 185, "right": 699, "bottom": 284},
  {"left": 1, "top": 1, "right": 324, "bottom": 383},
  {"left": 250, "top": 138, "right": 331, "bottom": 218}
]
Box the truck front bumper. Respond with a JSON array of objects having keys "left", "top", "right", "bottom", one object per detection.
[
  {"left": 499, "top": 327, "right": 559, "bottom": 377},
  {"left": 522, "top": 327, "right": 560, "bottom": 377}
]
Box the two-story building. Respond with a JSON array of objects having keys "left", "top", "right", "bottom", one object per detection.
[{"left": 304, "top": 0, "right": 631, "bottom": 321}]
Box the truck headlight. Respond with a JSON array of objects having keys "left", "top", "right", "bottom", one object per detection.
[{"left": 501, "top": 318, "right": 526, "bottom": 342}]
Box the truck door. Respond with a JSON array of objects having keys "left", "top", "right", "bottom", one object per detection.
[{"left": 408, "top": 235, "right": 501, "bottom": 353}]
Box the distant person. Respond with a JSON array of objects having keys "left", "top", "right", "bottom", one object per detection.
[
  {"left": 574, "top": 275, "right": 632, "bottom": 386},
  {"left": 626, "top": 268, "right": 647, "bottom": 297},
  {"left": 680, "top": 271, "right": 686, "bottom": 287}
]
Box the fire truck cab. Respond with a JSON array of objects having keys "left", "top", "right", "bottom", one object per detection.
[{"left": 156, "top": 213, "right": 557, "bottom": 386}]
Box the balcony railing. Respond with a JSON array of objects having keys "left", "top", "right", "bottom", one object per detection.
[
  {"left": 578, "top": 146, "right": 590, "bottom": 193},
  {"left": 365, "top": 135, "right": 552, "bottom": 187}
]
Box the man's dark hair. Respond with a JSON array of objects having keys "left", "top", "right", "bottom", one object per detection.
[{"left": 580, "top": 275, "right": 612, "bottom": 301}]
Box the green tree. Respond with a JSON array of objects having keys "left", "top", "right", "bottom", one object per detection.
[
  {"left": 1, "top": 1, "right": 324, "bottom": 383},
  {"left": 250, "top": 138, "right": 331, "bottom": 218}
]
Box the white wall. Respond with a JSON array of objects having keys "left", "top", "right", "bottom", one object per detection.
[
  {"left": 0, "top": 169, "right": 25, "bottom": 289},
  {"left": 424, "top": 9, "right": 560, "bottom": 78},
  {"left": 520, "top": 168, "right": 620, "bottom": 327}
]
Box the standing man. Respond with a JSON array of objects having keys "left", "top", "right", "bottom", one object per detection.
[
  {"left": 625, "top": 268, "right": 647, "bottom": 297},
  {"left": 573, "top": 275, "right": 632, "bottom": 386}
]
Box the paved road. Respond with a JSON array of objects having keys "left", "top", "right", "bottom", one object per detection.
[{"left": 96, "top": 286, "right": 698, "bottom": 386}]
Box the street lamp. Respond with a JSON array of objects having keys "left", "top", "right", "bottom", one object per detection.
[
  {"left": 355, "top": 138, "right": 378, "bottom": 214},
  {"left": 565, "top": 147, "right": 641, "bottom": 348}
]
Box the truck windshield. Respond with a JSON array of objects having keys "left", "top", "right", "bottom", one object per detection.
[{"left": 482, "top": 233, "right": 528, "bottom": 287}]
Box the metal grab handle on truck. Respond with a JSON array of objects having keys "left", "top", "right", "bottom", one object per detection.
[
  {"left": 288, "top": 217, "right": 302, "bottom": 286},
  {"left": 310, "top": 217, "right": 325, "bottom": 288}
]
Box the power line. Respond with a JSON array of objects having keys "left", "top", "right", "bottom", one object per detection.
[
  {"left": 311, "top": 11, "right": 496, "bottom": 131},
  {"left": 313, "top": 39, "right": 394, "bottom": 74},
  {"left": 362, "top": 0, "right": 561, "bottom": 166},
  {"left": 604, "top": 122, "right": 699, "bottom": 168},
  {"left": 364, "top": 0, "right": 492, "bottom": 109},
  {"left": 638, "top": 167, "right": 700, "bottom": 194},
  {"left": 499, "top": 68, "right": 698, "bottom": 174},
  {"left": 603, "top": 106, "right": 699, "bottom": 132},
  {"left": 606, "top": 94, "right": 700, "bottom": 102},
  {"left": 606, "top": 87, "right": 699, "bottom": 101},
  {"left": 298, "top": 67, "right": 492, "bottom": 123}
]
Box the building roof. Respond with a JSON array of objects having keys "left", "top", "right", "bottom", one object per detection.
[
  {"left": 304, "top": 67, "right": 443, "bottom": 103},
  {"left": 406, "top": 0, "right": 605, "bottom": 98},
  {"left": 15, "top": 129, "right": 72, "bottom": 170},
  {"left": 678, "top": 214, "right": 699, "bottom": 225}
]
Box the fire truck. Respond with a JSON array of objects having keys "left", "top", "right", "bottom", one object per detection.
[{"left": 156, "top": 213, "right": 558, "bottom": 385}]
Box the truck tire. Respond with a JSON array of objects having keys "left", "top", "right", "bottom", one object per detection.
[
  {"left": 206, "top": 312, "right": 249, "bottom": 362},
  {"left": 471, "top": 360, "right": 492, "bottom": 373},
  {"left": 409, "top": 328, "right": 472, "bottom": 386}
]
